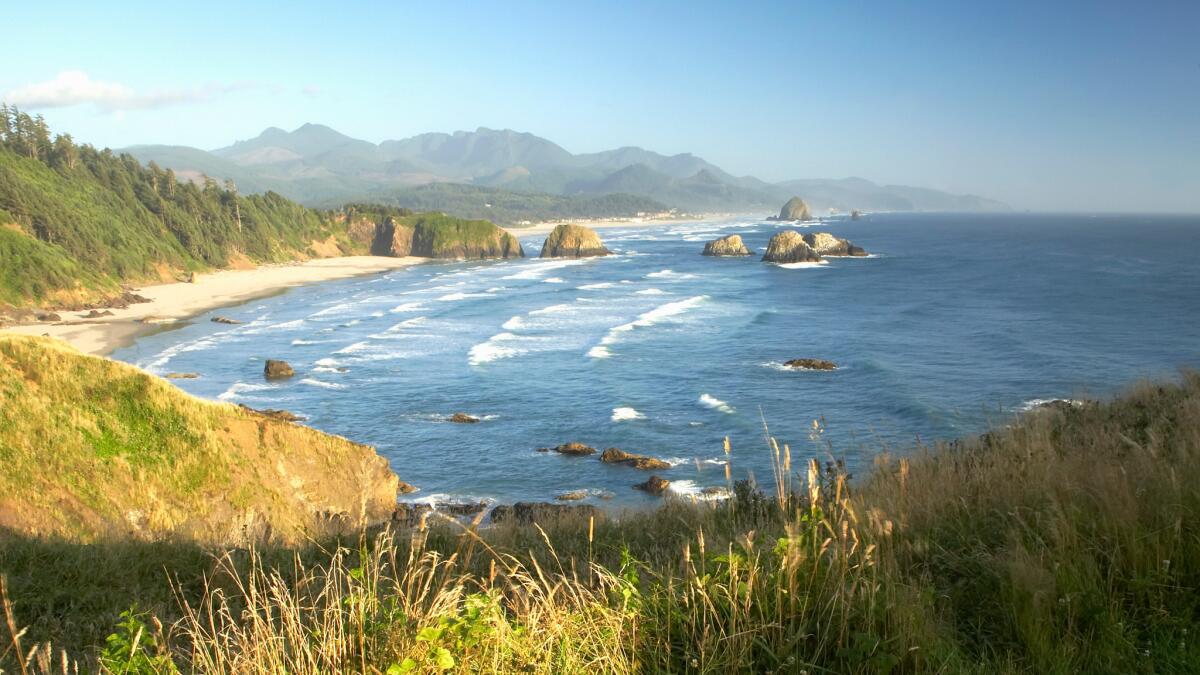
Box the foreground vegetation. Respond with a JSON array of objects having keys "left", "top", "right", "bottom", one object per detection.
[{"left": 2, "top": 372, "right": 1198, "bottom": 672}]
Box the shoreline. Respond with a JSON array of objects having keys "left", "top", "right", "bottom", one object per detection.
[
  {"left": 504, "top": 213, "right": 750, "bottom": 237},
  {"left": 0, "top": 256, "right": 427, "bottom": 356}
]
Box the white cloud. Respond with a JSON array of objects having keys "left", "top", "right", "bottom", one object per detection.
[{"left": 3, "top": 71, "right": 261, "bottom": 111}]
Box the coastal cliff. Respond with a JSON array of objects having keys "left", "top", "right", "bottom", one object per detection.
[
  {"left": 0, "top": 335, "right": 403, "bottom": 544},
  {"left": 365, "top": 212, "right": 524, "bottom": 260}
]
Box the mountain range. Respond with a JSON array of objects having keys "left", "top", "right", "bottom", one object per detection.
[{"left": 125, "top": 124, "right": 1009, "bottom": 222}]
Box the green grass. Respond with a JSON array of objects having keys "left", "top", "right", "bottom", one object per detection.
[{"left": 3, "top": 372, "right": 1199, "bottom": 672}]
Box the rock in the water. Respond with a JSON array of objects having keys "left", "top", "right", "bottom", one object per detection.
[
  {"left": 370, "top": 215, "right": 525, "bottom": 260},
  {"left": 80, "top": 309, "right": 114, "bottom": 319},
  {"left": 539, "top": 442, "right": 597, "bottom": 456},
  {"left": 539, "top": 224, "right": 611, "bottom": 258},
  {"left": 263, "top": 359, "right": 295, "bottom": 379},
  {"left": 555, "top": 490, "right": 589, "bottom": 501},
  {"left": 448, "top": 412, "right": 480, "bottom": 424},
  {"left": 761, "top": 231, "right": 822, "bottom": 264},
  {"left": 212, "top": 316, "right": 242, "bottom": 325},
  {"left": 392, "top": 500, "right": 486, "bottom": 526},
  {"left": 769, "top": 197, "right": 812, "bottom": 221},
  {"left": 36, "top": 313, "right": 61, "bottom": 323},
  {"left": 165, "top": 372, "right": 200, "bottom": 380},
  {"left": 634, "top": 475, "right": 671, "bottom": 495},
  {"left": 490, "top": 502, "right": 601, "bottom": 524},
  {"left": 802, "top": 232, "right": 867, "bottom": 257},
  {"left": 850, "top": 209, "right": 862, "bottom": 220},
  {"left": 600, "top": 447, "right": 671, "bottom": 470},
  {"left": 784, "top": 358, "right": 838, "bottom": 371},
  {"left": 701, "top": 234, "right": 752, "bottom": 257}
]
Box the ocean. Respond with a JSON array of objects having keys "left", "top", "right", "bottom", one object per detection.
[{"left": 112, "top": 213, "right": 1200, "bottom": 506}]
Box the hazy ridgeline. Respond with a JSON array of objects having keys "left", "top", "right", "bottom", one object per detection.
[{"left": 2, "top": 374, "right": 1198, "bottom": 673}]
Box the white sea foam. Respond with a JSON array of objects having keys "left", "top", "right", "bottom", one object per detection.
[
  {"left": 698, "top": 393, "right": 735, "bottom": 414},
  {"left": 1018, "top": 398, "right": 1087, "bottom": 413},
  {"left": 335, "top": 341, "right": 372, "bottom": 354},
  {"left": 437, "top": 292, "right": 493, "bottom": 302},
  {"left": 663, "top": 457, "right": 728, "bottom": 467},
  {"left": 646, "top": 269, "right": 695, "bottom": 279},
  {"left": 501, "top": 259, "right": 585, "bottom": 280},
  {"left": 543, "top": 277, "right": 565, "bottom": 284},
  {"left": 502, "top": 315, "right": 527, "bottom": 330},
  {"left": 300, "top": 378, "right": 346, "bottom": 390},
  {"left": 635, "top": 288, "right": 666, "bottom": 295},
  {"left": 667, "top": 480, "right": 731, "bottom": 501},
  {"left": 776, "top": 261, "right": 829, "bottom": 269},
  {"left": 588, "top": 295, "right": 708, "bottom": 357},
  {"left": 611, "top": 407, "right": 645, "bottom": 422},
  {"left": 587, "top": 345, "right": 612, "bottom": 359},
  {"left": 578, "top": 282, "right": 615, "bottom": 290},
  {"left": 390, "top": 302, "right": 426, "bottom": 313},
  {"left": 217, "top": 381, "right": 276, "bottom": 402},
  {"left": 468, "top": 340, "right": 524, "bottom": 366},
  {"left": 529, "top": 303, "right": 577, "bottom": 316},
  {"left": 761, "top": 360, "right": 838, "bottom": 372},
  {"left": 291, "top": 338, "right": 331, "bottom": 346}
]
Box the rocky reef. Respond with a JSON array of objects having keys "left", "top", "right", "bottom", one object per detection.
[
  {"left": 701, "top": 234, "right": 752, "bottom": 257},
  {"left": 600, "top": 447, "right": 672, "bottom": 470},
  {"left": 539, "top": 224, "right": 611, "bottom": 258}
]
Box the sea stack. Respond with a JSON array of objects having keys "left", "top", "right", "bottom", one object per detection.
[
  {"left": 850, "top": 209, "right": 862, "bottom": 220},
  {"left": 802, "top": 232, "right": 868, "bottom": 257},
  {"left": 769, "top": 197, "right": 812, "bottom": 222},
  {"left": 539, "top": 224, "right": 611, "bottom": 258},
  {"left": 761, "top": 231, "right": 822, "bottom": 264},
  {"left": 701, "top": 234, "right": 752, "bottom": 257}
]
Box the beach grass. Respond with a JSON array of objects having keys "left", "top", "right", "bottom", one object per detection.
[{"left": 3, "top": 373, "right": 1200, "bottom": 673}]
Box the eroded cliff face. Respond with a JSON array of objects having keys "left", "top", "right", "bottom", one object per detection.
[
  {"left": 539, "top": 224, "right": 611, "bottom": 258},
  {"left": 0, "top": 335, "right": 404, "bottom": 545},
  {"left": 359, "top": 216, "right": 523, "bottom": 260}
]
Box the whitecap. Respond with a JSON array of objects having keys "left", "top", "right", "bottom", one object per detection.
[
  {"left": 611, "top": 407, "right": 645, "bottom": 422},
  {"left": 218, "top": 381, "right": 277, "bottom": 402},
  {"left": 776, "top": 261, "right": 830, "bottom": 269},
  {"left": 543, "top": 277, "right": 565, "bottom": 284},
  {"left": 501, "top": 259, "right": 586, "bottom": 280},
  {"left": 502, "top": 315, "right": 527, "bottom": 330},
  {"left": 587, "top": 345, "right": 612, "bottom": 359},
  {"left": 437, "top": 292, "right": 493, "bottom": 302},
  {"left": 635, "top": 288, "right": 666, "bottom": 296},
  {"left": 667, "top": 480, "right": 731, "bottom": 501},
  {"left": 300, "top": 378, "right": 347, "bottom": 390},
  {"left": 335, "top": 341, "right": 372, "bottom": 355},
  {"left": 390, "top": 302, "right": 426, "bottom": 313},
  {"left": 698, "top": 393, "right": 735, "bottom": 414},
  {"left": 578, "top": 282, "right": 615, "bottom": 290},
  {"left": 1017, "top": 398, "right": 1086, "bottom": 413},
  {"left": 468, "top": 333, "right": 527, "bottom": 366},
  {"left": 529, "top": 303, "right": 577, "bottom": 316},
  {"left": 591, "top": 296, "right": 709, "bottom": 356},
  {"left": 646, "top": 269, "right": 696, "bottom": 280}
]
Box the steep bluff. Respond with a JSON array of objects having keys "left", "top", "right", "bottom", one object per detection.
[{"left": 539, "top": 224, "right": 611, "bottom": 258}]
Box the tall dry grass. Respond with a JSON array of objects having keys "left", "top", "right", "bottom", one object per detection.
[{"left": 3, "top": 373, "right": 1200, "bottom": 673}]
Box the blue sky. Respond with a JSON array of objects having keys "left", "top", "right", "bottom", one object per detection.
[{"left": 2, "top": 1, "right": 1197, "bottom": 212}]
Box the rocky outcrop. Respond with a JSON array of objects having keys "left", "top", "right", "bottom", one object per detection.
[
  {"left": 802, "top": 232, "right": 867, "bottom": 257},
  {"left": 539, "top": 224, "right": 611, "bottom": 258},
  {"left": 165, "top": 372, "right": 200, "bottom": 380},
  {"left": 538, "top": 442, "right": 597, "bottom": 456},
  {"left": 490, "top": 502, "right": 601, "bottom": 524},
  {"left": 768, "top": 197, "right": 812, "bottom": 222},
  {"left": 449, "top": 412, "right": 480, "bottom": 424},
  {"left": 634, "top": 475, "right": 671, "bottom": 495},
  {"left": 761, "top": 231, "right": 822, "bottom": 263},
  {"left": 238, "top": 404, "right": 303, "bottom": 422},
  {"left": 80, "top": 309, "right": 113, "bottom": 319},
  {"left": 701, "top": 234, "right": 752, "bottom": 257},
  {"left": 263, "top": 359, "right": 295, "bottom": 379},
  {"left": 212, "top": 316, "right": 243, "bottom": 325},
  {"left": 392, "top": 501, "right": 487, "bottom": 526},
  {"left": 600, "top": 447, "right": 672, "bottom": 470},
  {"left": 36, "top": 313, "right": 61, "bottom": 323},
  {"left": 784, "top": 358, "right": 838, "bottom": 371},
  {"left": 762, "top": 231, "right": 868, "bottom": 263},
  {"left": 555, "top": 490, "right": 589, "bottom": 501},
  {"left": 850, "top": 209, "right": 862, "bottom": 220},
  {"left": 370, "top": 216, "right": 524, "bottom": 260}
]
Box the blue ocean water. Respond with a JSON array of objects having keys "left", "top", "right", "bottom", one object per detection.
[{"left": 112, "top": 213, "right": 1200, "bottom": 506}]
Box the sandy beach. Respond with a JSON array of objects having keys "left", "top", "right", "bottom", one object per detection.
[{"left": 1, "top": 256, "right": 426, "bottom": 356}]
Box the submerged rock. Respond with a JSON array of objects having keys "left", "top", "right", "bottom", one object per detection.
[
  {"left": 784, "top": 358, "right": 838, "bottom": 371},
  {"left": 539, "top": 442, "right": 597, "bottom": 456},
  {"left": 634, "top": 475, "right": 671, "bottom": 495},
  {"left": 555, "top": 490, "right": 589, "bottom": 501},
  {"left": 490, "top": 502, "right": 601, "bottom": 524},
  {"left": 539, "top": 224, "right": 611, "bottom": 258},
  {"left": 761, "top": 231, "right": 822, "bottom": 264},
  {"left": 701, "top": 234, "right": 752, "bottom": 257},
  {"left": 212, "top": 316, "right": 242, "bottom": 325},
  {"left": 263, "top": 359, "right": 295, "bottom": 379},
  {"left": 769, "top": 197, "right": 812, "bottom": 221},
  {"left": 600, "top": 447, "right": 672, "bottom": 470},
  {"left": 448, "top": 412, "right": 480, "bottom": 424}
]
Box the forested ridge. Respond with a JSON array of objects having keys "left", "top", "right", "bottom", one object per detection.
[{"left": 0, "top": 106, "right": 362, "bottom": 308}]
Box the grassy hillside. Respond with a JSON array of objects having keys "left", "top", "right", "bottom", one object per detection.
[
  {"left": 2, "top": 372, "right": 1197, "bottom": 671},
  {"left": 0, "top": 335, "right": 401, "bottom": 544}
]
